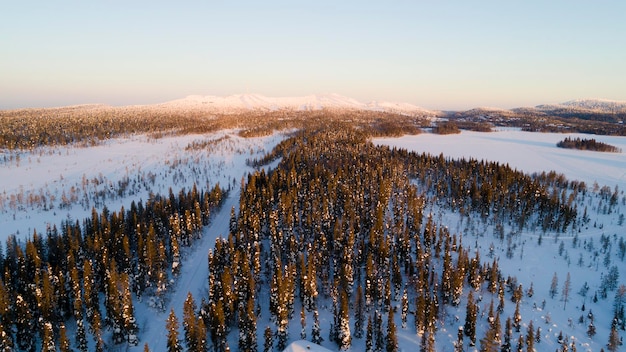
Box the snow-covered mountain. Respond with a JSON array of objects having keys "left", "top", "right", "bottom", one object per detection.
[
  {"left": 535, "top": 99, "right": 626, "bottom": 113},
  {"left": 157, "top": 93, "right": 432, "bottom": 116}
]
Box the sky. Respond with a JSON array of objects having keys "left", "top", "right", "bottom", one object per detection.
[{"left": 1, "top": 1, "right": 626, "bottom": 110}]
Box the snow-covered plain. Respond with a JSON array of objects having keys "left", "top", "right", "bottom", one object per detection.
[
  {"left": 375, "top": 129, "right": 626, "bottom": 352},
  {"left": 374, "top": 129, "right": 626, "bottom": 190},
  {"left": 1, "top": 128, "right": 625, "bottom": 351}
]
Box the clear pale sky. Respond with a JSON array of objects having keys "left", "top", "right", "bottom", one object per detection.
[{"left": 2, "top": 1, "right": 625, "bottom": 110}]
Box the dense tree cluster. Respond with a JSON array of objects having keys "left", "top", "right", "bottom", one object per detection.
[
  {"left": 557, "top": 137, "right": 622, "bottom": 153},
  {"left": 432, "top": 121, "right": 461, "bottom": 135},
  {"left": 0, "top": 183, "right": 225, "bottom": 350},
  {"left": 206, "top": 127, "right": 578, "bottom": 350}
]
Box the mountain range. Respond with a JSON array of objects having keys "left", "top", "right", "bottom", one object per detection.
[
  {"left": 157, "top": 93, "right": 432, "bottom": 116},
  {"left": 157, "top": 94, "right": 626, "bottom": 118}
]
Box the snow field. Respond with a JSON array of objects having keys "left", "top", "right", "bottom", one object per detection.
[
  {"left": 376, "top": 129, "right": 626, "bottom": 351},
  {"left": 0, "top": 128, "right": 624, "bottom": 351}
]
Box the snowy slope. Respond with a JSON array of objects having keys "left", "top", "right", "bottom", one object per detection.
[
  {"left": 544, "top": 99, "right": 626, "bottom": 113},
  {"left": 158, "top": 93, "right": 432, "bottom": 116}
]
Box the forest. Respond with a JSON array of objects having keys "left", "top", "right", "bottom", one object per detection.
[{"left": 0, "top": 109, "right": 625, "bottom": 351}]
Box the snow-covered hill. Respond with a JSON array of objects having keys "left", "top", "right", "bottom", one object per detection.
[
  {"left": 157, "top": 93, "right": 432, "bottom": 116},
  {"left": 535, "top": 99, "right": 626, "bottom": 113}
]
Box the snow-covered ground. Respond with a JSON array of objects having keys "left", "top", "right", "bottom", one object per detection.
[
  {"left": 1, "top": 128, "right": 624, "bottom": 351},
  {"left": 0, "top": 130, "right": 285, "bottom": 241},
  {"left": 376, "top": 129, "right": 626, "bottom": 352},
  {"left": 374, "top": 129, "right": 626, "bottom": 190}
]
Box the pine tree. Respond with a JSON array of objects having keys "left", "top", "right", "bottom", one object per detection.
[
  {"left": 338, "top": 290, "right": 352, "bottom": 350},
  {"left": 535, "top": 326, "right": 541, "bottom": 344},
  {"left": 562, "top": 272, "right": 571, "bottom": 310},
  {"left": 15, "top": 294, "right": 35, "bottom": 352},
  {"left": 365, "top": 315, "right": 374, "bottom": 352},
  {"left": 166, "top": 309, "right": 182, "bottom": 352},
  {"left": 312, "top": 309, "right": 323, "bottom": 344},
  {"left": 587, "top": 322, "right": 596, "bottom": 339},
  {"left": 76, "top": 318, "right": 88, "bottom": 352},
  {"left": 501, "top": 317, "right": 513, "bottom": 352},
  {"left": 300, "top": 306, "right": 307, "bottom": 340},
  {"left": 480, "top": 313, "right": 501, "bottom": 352},
  {"left": 525, "top": 320, "right": 534, "bottom": 352},
  {"left": 549, "top": 272, "right": 558, "bottom": 299},
  {"left": 41, "top": 322, "right": 56, "bottom": 352},
  {"left": 263, "top": 326, "right": 273, "bottom": 352},
  {"left": 515, "top": 334, "right": 524, "bottom": 352},
  {"left": 58, "top": 323, "right": 72, "bottom": 352},
  {"left": 455, "top": 326, "right": 464, "bottom": 352},
  {"left": 386, "top": 308, "right": 398, "bottom": 352},
  {"left": 513, "top": 301, "right": 522, "bottom": 332},
  {"left": 0, "top": 322, "right": 14, "bottom": 352},
  {"left": 607, "top": 326, "right": 621, "bottom": 352},
  {"left": 465, "top": 290, "right": 478, "bottom": 346},
  {"left": 375, "top": 310, "right": 385, "bottom": 352},
  {"left": 183, "top": 292, "right": 199, "bottom": 351},
  {"left": 354, "top": 285, "right": 365, "bottom": 338},
  {"left": 401, "top": 288, "right": 408, "bottom": 329}
]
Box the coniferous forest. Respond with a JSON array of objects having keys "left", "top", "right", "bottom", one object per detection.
[{"left": 0, "top": 111, "right": 625, "bottom": 351}]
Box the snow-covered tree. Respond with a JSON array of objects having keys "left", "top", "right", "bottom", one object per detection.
[
  {"left": 464, "top": 290, "right": 478, "bottom": 346},
  {"left": 166, "top": 309, "right": 182, "bottom": 352}
]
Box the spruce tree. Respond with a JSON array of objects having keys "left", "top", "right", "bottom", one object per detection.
[
  {"left": 263, "top": 326, "right": 273, "bottom": 352},
  {"left": 607, "top": 326, "right": 621, "bottom": 352},
  {"left": 480, "top": 313, "right": 501, "bottom": 352},
  {"left": 312, "top": 309, "right": 323, "bottom": 344},
  {"left": 375, "top": 310, "right": 385, "bottom": 352},
  {"left": 166, "top": 309, "right": 182, "bottom": 352},
  {"left": 183, "top": 293, "right": 198, "bottom": 351},
  {"left": 0, "top": 322, "right": 14, "bottom": 352},
  {"left": 562, "top": 272, "right": 571, "bottom": 310},
  {"left": 76, "top": 318, "right": 88, "bottom": 352},
  {"left": 365, "top": 315, "right": 374, "bottom": 352},
  {"left": 464, "top": 290, "right": 477, "bottom": 346},
  {"left": 401, "top": 288, "right": 408, "bottom": 329},
  {"left": 513, "top": 301, "right": 522, "bottom": 332},
  {"left": 58, "top": 323, "right": 72, "bottom": 352},
  {"left": 515, "top": 334, "right": 524, "bottom": 352},
  {"left": 354, "top": 285, "right": 365, "bottom": 338},
  {"left": 549, "top": 272, "right": 558, "bottom": 299},
  {"left": 41, "top": 322, "right": 56, "bottom": 352},
  {"left": 587, "top": 322, "right": 596, "bottom": 339},
  {"left": 300, "top": 306, "right": 307, "bottom": 340},
  {"left": 501, "top": 316, "right": 512, "bottom": 352},
  {"left": 338, "top": 290, "right": 352, "bottom": 350},
  {"left": 15, "top": 295, "right": 35, "bottom": 352},
  {"left": 525, "top": 320, "right": 534, "bottom": 352},
  {"left": 386, "top": 308, "right": 398, "bottom": 352}
]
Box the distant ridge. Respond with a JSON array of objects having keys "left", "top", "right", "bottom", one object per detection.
[
  {"left": 157, "top": 93, "right": 432, "bottom": 116},
  {"left": 535, "top": 99, "right": 626, "bottom": 113}
]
